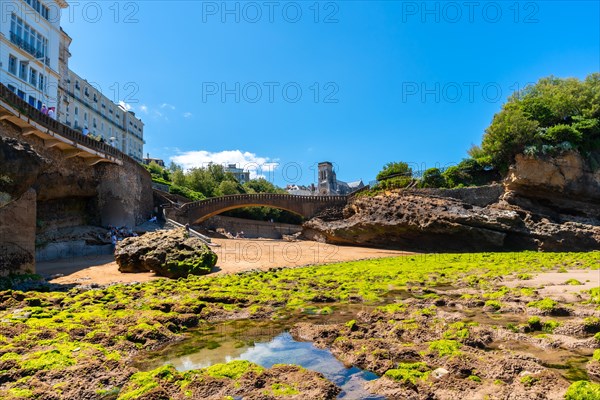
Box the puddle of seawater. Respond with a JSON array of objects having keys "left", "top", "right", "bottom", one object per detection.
[
  {"left": 136, "top": 306, "right": 387, "bottom": 399},
  {"left": 488, "top": 340, "right": 593, "bottom": 382}
]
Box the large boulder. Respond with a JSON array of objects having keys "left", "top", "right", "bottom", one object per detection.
[{"left": 115, "top": 228, "right": 218, "bottom": 278}]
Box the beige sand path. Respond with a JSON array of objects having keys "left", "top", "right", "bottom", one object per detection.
[{"left": 39, "top": 239, "right": 411, "bottom": 286}]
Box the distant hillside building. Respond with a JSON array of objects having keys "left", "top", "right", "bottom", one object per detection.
[
  {"left": 143, "top": 155, "right": 165, "bottom": 168},
  {"left": 287, "top": 184, "right": 316, "bottom": 196},
  {"left": 225, "top": 164, "right": 250, "bottom": 184},
  {"left": 318, "top": 162, "right": 365, "bottom": 195}
]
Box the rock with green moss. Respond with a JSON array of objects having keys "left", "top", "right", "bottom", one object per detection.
[{"left": 115, "top": 228, "right": 217, "bottom": 278}]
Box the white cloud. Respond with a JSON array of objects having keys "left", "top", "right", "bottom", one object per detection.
[
  {"left": 139, "top": 105, "right": 149, "bottom": 114},
  {"left": 171, "top": 150, "right": 279, "bottom": 179},
  {"left": 183, "top": 112, "right": 193, "bottom": 119},
  {"left": 160, "top": 103, "right": 176, "bottom": 110},
  {"left": 118, "top": 101, "right": 132, "bottom": 111}
]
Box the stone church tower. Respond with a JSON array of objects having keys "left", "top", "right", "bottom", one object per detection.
[{"left": 318, "top": 162, "right": 337, "bottom": 195}]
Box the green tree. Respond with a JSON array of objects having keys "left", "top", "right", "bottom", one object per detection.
[
  {"left": 186, "top": 167, "right": 218, "bottom": 197},
  {"left": 376, "top": 162, "right": 412, "bottom": 181},
  {"left": 216, "top": 180, "right": 243, "bottom": 196},
  {"left": 243, "top": 178, "right": 281, "bottom": 194},
  {"left": 419, "top": 168, "right": 446, "bottom": 188},
  {"left": 479, "top": 73, "right": 600, "bottom": 172},
  {"left": 172, "top": 169, "right": 186, "bottom": 187},
  {"left": 481, "top": 103, "right": 539, "bottom": 172}
]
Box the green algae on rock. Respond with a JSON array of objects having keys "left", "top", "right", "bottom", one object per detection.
[
  {"left": 115, "top": 228, "right": 218, "bottom": 278},
  {"left": 0, "top": 251, "right": 599, "bottom": 398}
]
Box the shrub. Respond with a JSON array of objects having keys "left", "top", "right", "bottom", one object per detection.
[
  {"left": 542, "top": 124, "right": 582, "bottom": 144},
  {"left": 419, "top": 168, "right": 446, "bottom": 188},
  {"left": 372, "top": 176, "right": 413, "bottom": 191},
  {"left": 376, "top": 162, "right": 412, "bottom": 182}
]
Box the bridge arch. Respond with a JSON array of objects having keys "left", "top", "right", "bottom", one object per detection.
[{"left": 166, "top": 193, "right": 348, "bottom": 225}]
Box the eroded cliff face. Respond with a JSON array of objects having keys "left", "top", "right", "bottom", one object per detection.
[
  {"left": 0, "top": 136, "right": 46, "bottom": 208},
  {"left": 304, "top": 152, "right": 600, "bottom": 252},
  {"left": 0, "top": 119, "right": 153, "bottom": 274}
]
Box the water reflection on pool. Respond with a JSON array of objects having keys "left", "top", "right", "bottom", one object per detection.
[{"left": 139, "top": 316, "right": 384, "bottom": 399}]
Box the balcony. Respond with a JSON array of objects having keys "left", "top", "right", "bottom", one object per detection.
[{"left": 9, "top": 32, "right": 50, "bottom": 67}]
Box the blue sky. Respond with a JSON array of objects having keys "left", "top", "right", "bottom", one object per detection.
[{"left": 61, "top": 1, "right": 600, "bottom": 186}]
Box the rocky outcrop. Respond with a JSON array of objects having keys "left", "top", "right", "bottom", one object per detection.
[
  {"left": 1, "top": 116, "right": 153, "bottom": 275},
  {"left": 115, "top": 228, "right": 218, "bottom": 278},
  {"left": 0, "top": 189, "right": 37, "bottom": 276},
  {"left": 0, "top": 136, "right": 46, "bottom": 208},
  {"left": 304, "top": 153, "right": 600, "bottom": 252}
]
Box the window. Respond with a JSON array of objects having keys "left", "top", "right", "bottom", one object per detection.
[
  {"left": 84, "top": 112, "right": 87, "bottom": 121},
  {"left": 38, "top": 74, "right": 45, "bottom": 91},
  {"left": 23, "top": 0, "right": 49, "bottom": 20},
  {"left": 75, "top": 81, "right": 80, "bottom": 90},
  {"left": 8, "top": 55, "right": 17, "bottom": 75},
  {"left": 10, "top": 14, "right": 48, "bottom": 63},
  {"left": 37, "top": 100, "right": 42, "bottom": 110},
  {"left": 93, "top": 94, "right": 98, "bottom": 102},
  {"left": 19, "top": 62, "right": 27, "bottom": 80},
  {"left": 85, "top": 88, "right": 89, "bottom": 97},
  {"left": 28, "top": 95, "right": 35, "bottom": 106},
  {"left": 29, "top": 68, "right": 37, "bottom": 86},
  {"left": 8, "top": 84, "right": 16, "bottom": 93},
  {"left": 75, "top": 107, "right": 78, "bottom": 115}
]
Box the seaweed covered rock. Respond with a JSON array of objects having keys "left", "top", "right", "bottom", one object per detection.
[{"left": 115, "top": 228, "right": 217, "bottom": 278}]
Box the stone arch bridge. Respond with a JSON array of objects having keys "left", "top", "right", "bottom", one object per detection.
[{"left": 165, "top": 193, "right": 349, "bottom": 225}]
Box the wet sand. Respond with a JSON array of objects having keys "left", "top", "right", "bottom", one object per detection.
[
  {"left": 39, "top": 238, "right": 411, "bottom": 286},
  {"left": 504, "top": 270, "right": 600, "bottom": 302}
]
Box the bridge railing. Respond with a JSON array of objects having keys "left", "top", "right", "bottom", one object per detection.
[
  {"left": 180, "top": 193, "right": 348, "bottom": 212},
  {"left": 0, "top": 83, "right": 138, "bottom": 165}
]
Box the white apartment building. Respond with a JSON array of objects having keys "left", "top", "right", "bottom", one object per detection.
[
  {"left": 57, "top": 67, "right": 145, "bottom": 162},
  {"left": 0, "top": 0, "right": 68, "bottom": 110},
  {"left": 55, "top": 27, "right": 144, "bottom": 162},
  {"left": 1, "top": 1, "right": 145, "bottom": 162}
]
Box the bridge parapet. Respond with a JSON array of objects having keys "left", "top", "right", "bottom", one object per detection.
[
  {"left": 174, "top": 193, "right": 349, "bottom": 225},
  {"left": 0, "top": 83, "right": 136, "bottom": 166},
  {"left": 180, "top": 193, "right": 348, "bottom": 212}
]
